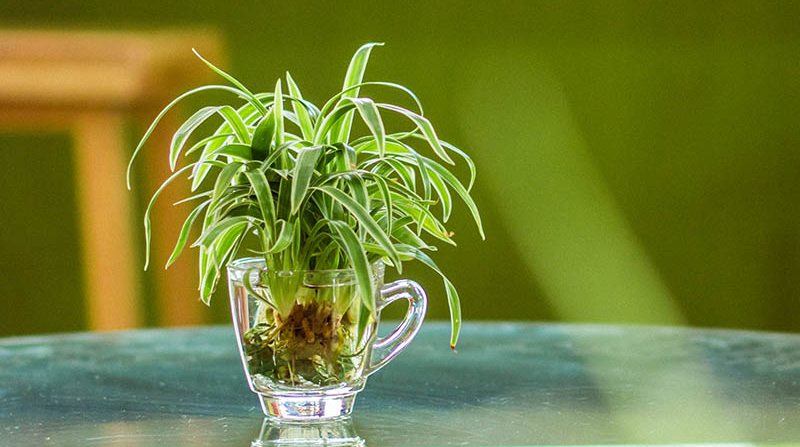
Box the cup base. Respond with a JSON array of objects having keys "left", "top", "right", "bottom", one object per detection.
[{"left": 257, "top": 393, "right": 357, "bottom": 420}]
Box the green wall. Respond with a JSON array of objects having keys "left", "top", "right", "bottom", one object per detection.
[
  {"left": 1, "top": 1, "right": 799, "bottom": 335},
  {"left": 0, "top": 133, "right": 87, "bottom": 334}
]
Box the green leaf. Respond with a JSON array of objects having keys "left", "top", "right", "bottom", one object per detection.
[
  {"left": 428, "top": 167, "right": 452, "bottom": 222},
  {"left": 207, "top": 143, "right": 253, "bottom": 161},
  {"left": 331, "top": 42, "right": 383, "bottom": 143},
  {"left": 392, "top": 223, "right": 432, "bottom": 250},
  {"left": 313, "top": 185, "right": 400, "bottom": 266},
  {"left": 143, "top": 160, "right": 225, "bottom": 270},
  {"left": 325, "top": 143, "right": 357, "bottom": 172},
  {"left": 421, "top": 155, "right": 485, "bottom": 239},
  {"left": 318, "top": 81, "right": 422, "bottom": 122},
  {"left": 173, "top": 190, "right": 213, "bottom": 206},
  {"left": 170, "top": 106, "right": 218, "bottom": 171},
  {"left": 291, "top": 145, "right": 323, "bottom": 214},
  {"left": 401, "top": 143, "right": 433, "bottom": 202},
  {"left": 217, "top": 106, "right": 251, "bottom": 144},
  {"left": 276, "top": 171, "right": 292, "bottom": 221},
  {"left": 439, "top": 139, "right": 477, "bottom": 192},
  {"left": 400, "top": 245, "right": 461, "bottom": 349},
  {"left": 185, "top": 133, "right": 232, "bottom": 157},
  {"left": 205, "top": 185, "right": 251, "bottom": 214},
  {"left": 190, "top": 101, "right": 269, "bottom": 190},
  {"left": 273, "top": 79, "right": 284, "bottom": 147},
  {"left": 198, "top": 247, "right": 216, "bottom": 304},
  {"left": 313, "top": 102, "right": 357, "bottom": 144},
  {"left": 347, "top": 97, "right": 385, "bottom": 156},
  {"left": 193, "top": 215, "right": 251, "bottom": 248},
  {"left": 191, "top": 49, "right": 267, "bottom": 115},
  {"left": 166, "top": 199, "right": 210, "bottom": 268},
  {"left": 209, "top": 162, "right": 244, "bottom": 211},
  {"left": 243, "top": 267, "right": 277, "bottom": 310},
  {"left": 243, "top": 168, "right": 276, "bottom": 241},
  {"left": 361, "top": 139, "right": 432, "bottom": 201},
  {"left": 365, "top": 157, "right": 416, "bottom": 192},
  {"left": 346, "top": 174, "right": 370, "bottom": 212},
  {"left": 127, "top": 84, "right": 246, "bottom": 189},
  {"left": 392, "top": 195, "right": 455, "bottom": 246},
  {"left": 378, "top": 103, "right": 455, "bottom": 165},
  {"left": 265, "top": 269, "right": 302, "bottom": 318},
  {"left": 201, "top": 221, "right": 247, "bottom": 303},
  {"left": 262, "top": 141, "right": 299, "bottom": 171},
  {"left": 381, "top": 167, "right": 426, "bottom": 202},
  {"left": 377, "top": 143, "right": 480, "bottom": 236},
  {"left": 285, "top": 72, "right": 315, "bottom": 141},
  {"left": 267, "top": 219, "right": 295, "bottom": 254},
  {"left": 251, "top": 113, "right": 275, "bottom": 159},
  {"left": 328, "top": 220, "right": 374, "bottom": 312},
  {"left": 290, "top": 216, "right": 302, "bottom": 265}
]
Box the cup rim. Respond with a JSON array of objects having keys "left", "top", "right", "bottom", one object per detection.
[{"left": 227, "top": 257, "right": 385, "bottom": 277}]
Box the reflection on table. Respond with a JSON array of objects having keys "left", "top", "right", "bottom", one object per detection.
[{"left": 252, "top": 417, "right": 363, "bottom": 446}]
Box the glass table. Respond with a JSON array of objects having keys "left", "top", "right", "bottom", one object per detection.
[{"left": 2, "top": 322, "right": 799, "bottom": 446}]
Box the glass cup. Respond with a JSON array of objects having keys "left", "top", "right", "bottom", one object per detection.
[{"left": 227, "top": 257, "right": 427, "bottom": 420}]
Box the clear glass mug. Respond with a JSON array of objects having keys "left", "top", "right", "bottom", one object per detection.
[{"left": 227, "top": 257, "right": 427, "bottom": 420}]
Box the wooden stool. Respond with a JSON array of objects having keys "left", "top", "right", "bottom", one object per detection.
[{"left": 0, "top": 30, "right": 224, "bottom": 330}]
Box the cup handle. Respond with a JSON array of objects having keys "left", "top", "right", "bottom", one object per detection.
[{"left": 365, "top": 279, "right": 427, "bottom": 376}]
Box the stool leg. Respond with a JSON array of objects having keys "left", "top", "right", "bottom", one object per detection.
[
  {"left": 73, "top": 111, "right": 142, "bottom": 330},
  {"left": 142, "top": 113, "right": 204, "bottom": 326}
]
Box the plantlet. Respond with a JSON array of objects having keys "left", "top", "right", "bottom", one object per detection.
[{"left": 128, "top": 43, "right": 483, "bottom": 387}]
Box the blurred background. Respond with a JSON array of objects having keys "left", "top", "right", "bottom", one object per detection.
[{"left": 0, "top": 1, "right": 798, "bottom": 336}]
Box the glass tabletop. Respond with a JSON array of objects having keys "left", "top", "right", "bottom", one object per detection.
[{"left": 1, "top": 322, "right": 799, "bottom": 446}]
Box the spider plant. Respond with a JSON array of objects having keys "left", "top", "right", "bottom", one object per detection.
[{"left": 128, "top": 43, "right": 483, "bottom": 381}]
